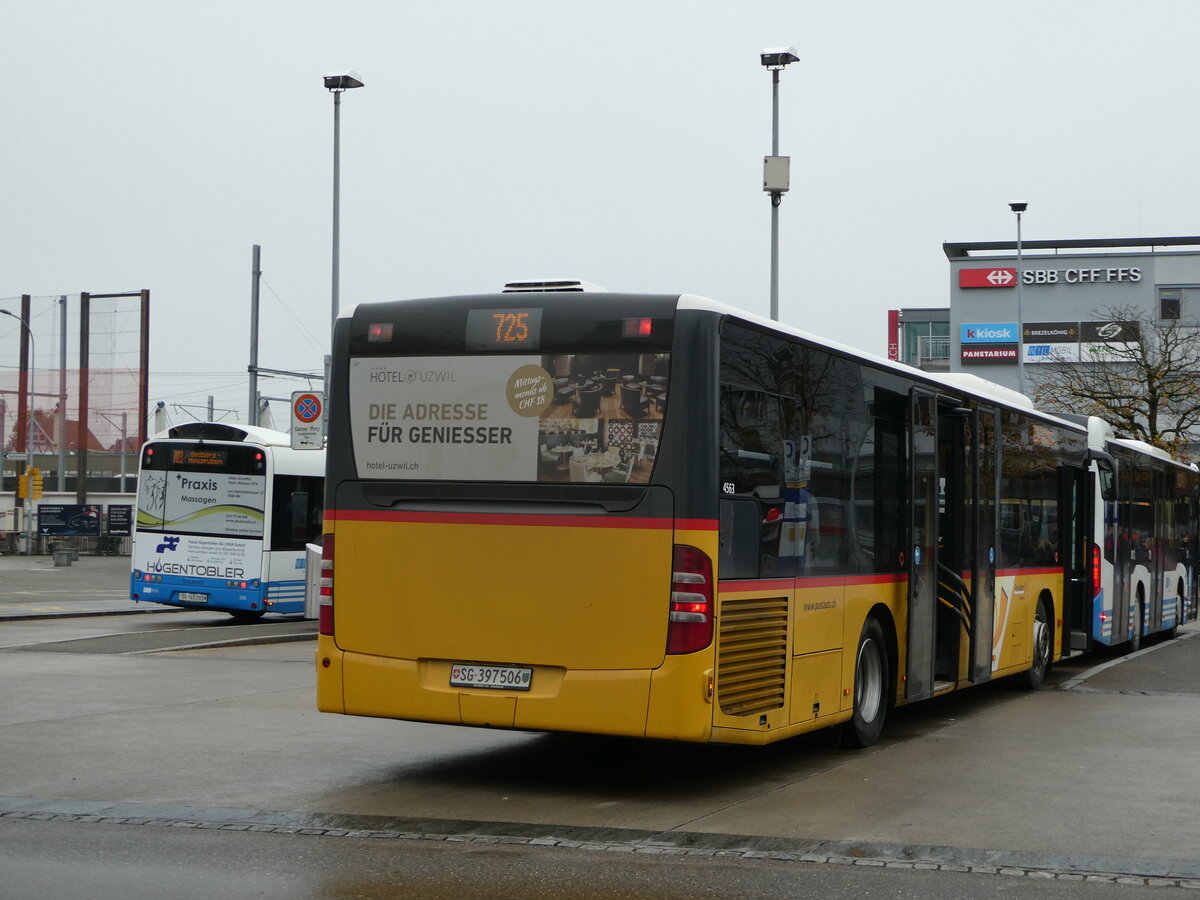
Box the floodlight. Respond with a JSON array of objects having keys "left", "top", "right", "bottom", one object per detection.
[
  {"left": 760, "top": 47, "right": 799, "bottom": 69},
  {"left": 324, "top": 71, "right": 365, "bottom": 91}
]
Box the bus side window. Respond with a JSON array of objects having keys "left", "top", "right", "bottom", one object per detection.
[
  {"left": 291, "top": 492, "right": 310, "bottom": 543},
  {"left": 720, "top": 497, "right": 764, "bottom": 579},
  {"left": 1097, "top": 459, "right": 1116, "bottom": 501},
  {"left": 272, "top": 475, "right": 324, "bottom": 550},
  {"left": 719, "top": 387, "right": 786, "bottom": 577}
]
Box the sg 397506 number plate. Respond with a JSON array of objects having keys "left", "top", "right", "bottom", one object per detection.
[{"left": 450, "top": 663, "right": 532, "bottom": 691}]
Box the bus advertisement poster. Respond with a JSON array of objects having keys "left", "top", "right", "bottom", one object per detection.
[
  {"left": 137, "top": 469, "right": 266, "bottom": 537},
  {"left": 348, "top": 354, "right": 667, "bottom": 483},
  {"left": 131, "top": 533, "right": 262, "bottom": 582},
  {"left": 107, "top": 505, "right": 133, "bottom": 536},
  {"left": 38, "top": 504, "right": 102, "bottom": 537}
]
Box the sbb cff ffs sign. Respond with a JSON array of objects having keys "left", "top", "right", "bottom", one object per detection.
[{"left": 959, "top": 268, "right": 1017, "bottom": 288}]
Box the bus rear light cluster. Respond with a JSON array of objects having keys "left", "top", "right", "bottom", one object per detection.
[
  {"left": 133, "top": 571, "right": 163, "bottom": 583},
  {"left": 319, "top": 535, "right": 335, "bottom": 636},
  {"left": 224, "top": 579, "right": 260, "bottom": 590},
  {"left": 667, "top": 545, "right": 713, "bottom": 655},
  {"left": 1092, "top": 543, "right": 1102, "bottom": 597}
]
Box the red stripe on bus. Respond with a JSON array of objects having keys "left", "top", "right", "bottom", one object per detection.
[
  {"left": 674, "top": 519, "right": 719, "bottom": 531},
  {"left": 718, "top": 568, "right": 1062, "bottom": 591},
  {"left": 326, "top": 508, "right": 715, "bottom": 531},
  {"left": 719, "top": 573, "right": 907, "bottom": 591}
]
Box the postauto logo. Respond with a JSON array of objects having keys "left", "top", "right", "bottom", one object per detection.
[{"left": 960, "top": 323, "right": 1017, "bottom": 344}]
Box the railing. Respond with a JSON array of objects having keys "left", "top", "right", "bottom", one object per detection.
[
  {"left": 918, "top": 335, "right": 950, "bottom": 363},
  {"left": 36, "top": 534, "right": 130, "bottom": 556}
]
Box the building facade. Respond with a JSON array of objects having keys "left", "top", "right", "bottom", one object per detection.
[
  {"left": 888, "top": 308, "right": 950, "bottom": 371},
  {"left": 941, "top": 236, "right": 1200, "bottom": 392}
]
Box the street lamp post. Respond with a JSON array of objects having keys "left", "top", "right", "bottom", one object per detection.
[
  {"left": 1, "top": 308, "right": 34, "bottom": 556},
  {"left": 761, "top": 46, "right": 799, "bottom": 322},
  {"left": 324, "top": 71, "right": 365, "bottom": 339},
  {"left": 1010, "top": 201, "right": 1028, "bottom": 395}
]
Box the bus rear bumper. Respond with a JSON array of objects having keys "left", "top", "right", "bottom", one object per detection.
[
  {"left": 330, "top": 650, "right": 695, "bottom": 739},
  {"left": 129, "top": 578, "right": 278, "bottom": 614}
]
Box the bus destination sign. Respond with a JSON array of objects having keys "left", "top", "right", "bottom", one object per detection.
[{"left": 466, "top": 308, "right": 543, "bottom": 350}]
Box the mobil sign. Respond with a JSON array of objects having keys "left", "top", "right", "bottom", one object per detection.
[
  {"left": 959, "top": 267, "right": 1016, "bottom": 288},
  {"left": 960, "top": 323, "right": 1018, "bottom": 344}
]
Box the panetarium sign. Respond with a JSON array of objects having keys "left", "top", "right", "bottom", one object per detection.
[
  {"left": 961, "top": 344, "right": 1017, "bottom": 364},
  {"left": 959, "top": 266, "right": 1142, "bottom": 287}
]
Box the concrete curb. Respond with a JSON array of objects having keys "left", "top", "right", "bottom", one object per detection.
[{"left": 2, "top": 796, "right": 1198, "bottom": 885}]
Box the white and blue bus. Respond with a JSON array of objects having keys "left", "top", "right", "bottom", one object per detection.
[
  {"left": 1069, "top": 416, "right": 1197, "bottom": 652},
  {"left": 130, "top": 422, "right": 324, "bottom": 620}
]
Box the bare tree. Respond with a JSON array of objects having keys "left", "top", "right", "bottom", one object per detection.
[{"left": 1029, "top": 304, "right": 1200, "bottom": 458}]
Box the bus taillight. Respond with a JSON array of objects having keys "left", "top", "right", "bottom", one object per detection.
[
  {"left": 1092, "top": 543, "right": 1102, "bottom": 597},
  {"left": 319, "top": 535, "right": 335, "bottom": 636},
  {"left": 667, "top": 545, "right": 713, "bottom": 655}
]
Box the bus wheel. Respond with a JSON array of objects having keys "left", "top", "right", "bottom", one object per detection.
[
  {"left": 1129, "top": 596, "right": 1143, "bottom": 653},
  {"left": 843, "top": 616, "right": 888, "bottom": 748},
  {"left": 228, "top": 610, "right": 266, "bottom": 623},
  {"left": 1018, "top": 598, "right": 1050, "bottom": 690},
  {"left": 1169, "top": 581, "right": 1184, "bottom": 638}
]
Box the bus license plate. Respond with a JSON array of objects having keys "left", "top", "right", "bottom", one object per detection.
[
  {"left": 178, "top": 592, "right": 208, "bottom": 604},
  {"left": 450, "top": 663, "right": 532, "bottom": 691}
]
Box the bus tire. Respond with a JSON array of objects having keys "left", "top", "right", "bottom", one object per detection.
[
  {"left": 1168, "top": 580, "right": 1184, "bottom": 638},
  {"left": 228, "top": 610, "right": 266, "bottom": 623},
  {"left": 1018, "top": 597, "right": 1051, "bottom": 691},
  {"left": 843, "top": 616, "right": 888, "bottom": 749},
  {"left": 1129, "top": 594, "right": 1144, "bottom": 653}
]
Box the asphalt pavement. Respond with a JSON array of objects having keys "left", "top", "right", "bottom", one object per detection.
[
  {"left": 3, "top": 549, "right": 1200, "bottom": 889},
  {"left": 0, "top": 552, "right": 147, "bottom": 619}
]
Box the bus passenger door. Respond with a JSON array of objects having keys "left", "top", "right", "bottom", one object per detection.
[
  {"left": 969, "top": 406, "right": 998, "bottom": 683},
  {"left": 907, "top": 389, "right": 938, "bottom": 701},
  {"left": 1152, "top": 468, "right": 1167, "bottom": 631},
  {"left": 1060, "top": 465, "right": 1093, "bottom": 654}
]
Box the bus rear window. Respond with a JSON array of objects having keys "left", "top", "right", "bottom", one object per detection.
[{"left": 349, "top": 352, "right": 669, "bottom": 484}]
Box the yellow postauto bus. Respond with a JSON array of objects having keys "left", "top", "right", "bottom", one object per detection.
[{"left": 318, "top": 284, "right": 1110, "bottom": 747}]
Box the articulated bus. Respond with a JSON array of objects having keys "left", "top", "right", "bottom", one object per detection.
[
  {"left": 131, "top": 422, "right": 325, "bottom": 620},
  {"left": 1067, "top": 417, "right": 1197, "bottom": 652},
  {"left": 316, "top": 287, "right": 1197, "bottom": 746}
]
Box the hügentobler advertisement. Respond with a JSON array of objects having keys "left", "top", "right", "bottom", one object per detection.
[
  {"left": 134, "top": 467, "right": 267, "bottom": 580},
  {"left": 135, "top": 533, "right": 262, "bottom": 582}
]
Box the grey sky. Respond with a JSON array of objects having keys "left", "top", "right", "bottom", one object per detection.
[{"left": 4, "top": 0, "right": 1199, "bottom": 429}]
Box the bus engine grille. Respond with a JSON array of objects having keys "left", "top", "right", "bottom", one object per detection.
[{"left": 716, "top": 595, "right": 788, "bottom": 716}]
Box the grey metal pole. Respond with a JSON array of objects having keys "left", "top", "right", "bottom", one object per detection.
[
  {"left": 331, "top": 90, "right": 342, "bottom": 338},
  {"left": 58, "top": 295, "right": 67, "bottom": 492},
  {"left": 26, "top": 331, "right": 33, "bottom": 557},
  {"left": 770, "top": 69, "right": 780, "bottom": 322},
  {"left": 1015, "top": 210, "right": 1024, "bottom": 395},
  {"left": 120, "top": 412, "right": 127, "bottom": 490},
  {"left": 249, "top": 244, "right": 261, "bottom": 425}
]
